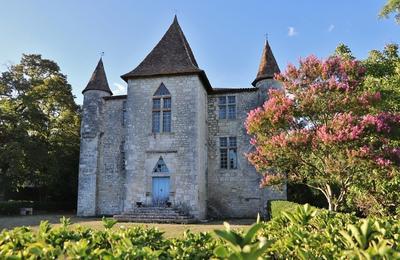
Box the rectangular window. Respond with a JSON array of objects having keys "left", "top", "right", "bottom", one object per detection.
[
  {"left": 152, "top": 112, "right": 160, "bottom": 133},
  {"left": 153, "top": 98, "right": 161, "bottom": 110},
  {"left": 218, "top": 96, "right": 227, "bottom": 119},
  {"left": 152, "top": 96, "right": 172, "bottom": 133},
  {"left": 228, "top": 96, "right": 236, "bottom": 119},
  {"left": 122, "top": 101, "right": 127, "bottom": 126},
  {"left": 163, "top": 97, "right": 171, "bottom": 109},
  {"left": 219, "top": 96, "right": 236, "bottom": 119},
  {"left": 220, "top": 149, "right": 228, "bottom": 169},
  {"left": 220, "top": 136, "right": 237, "bottom": 169},
  {"left": 163, "top": 111, "right": 171, "bottom": 132}
]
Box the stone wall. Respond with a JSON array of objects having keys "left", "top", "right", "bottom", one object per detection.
[
  {"left": 77, "top": 90, "right": 110, "bottom": 216},
  {"left": 77, "top": 77, "right": 287, "bottom": 219},
  {"left": 96, "top": 98, "right": 126, "bottom": 215},
  {"left": 207, "top": 83, "right": 286, "bottom": 219},
  {"left": 124, "top": 75, "right": 208, "bottom": 219}
]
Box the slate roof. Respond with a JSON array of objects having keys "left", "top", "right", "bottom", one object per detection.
[
  {"left": 83, "top": 58, "right": 113, "bottom": 95},
  {"left": 121, "top": 16, "right": 212, "bottom": 91},
  {"left": 252, "top": 40, "right": 280, "bottom": 86}
]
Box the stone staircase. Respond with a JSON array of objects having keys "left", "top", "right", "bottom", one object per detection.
[{"left": 113, "top": 207, "right": 196, "bottom": 224}]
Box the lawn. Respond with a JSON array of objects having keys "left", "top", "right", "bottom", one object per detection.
[{"left": 0, "top": 214, "right": 253, "bottom": 238}]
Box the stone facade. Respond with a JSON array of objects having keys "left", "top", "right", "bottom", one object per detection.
[{"left": 77, "top": 17, "right": 287, "bottom": 219}]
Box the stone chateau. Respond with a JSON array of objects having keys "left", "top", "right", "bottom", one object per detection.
[{"left": 77, "top": 16, "right": 286, "bottom": 220}]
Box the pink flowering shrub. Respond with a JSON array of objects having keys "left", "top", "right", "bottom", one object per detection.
[{"left": 246, "top": 55, "right": 400, "bottom": 214}]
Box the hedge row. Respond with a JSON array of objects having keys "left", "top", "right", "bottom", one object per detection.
[
  {"left": 0, "top": 201, "right": 75, "bottom": 215},
  {"left": 1, "top": 205, "right": 400, "bottom": 258}
]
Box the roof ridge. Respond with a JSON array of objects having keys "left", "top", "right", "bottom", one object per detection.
[{"left": 174, "top": 17, "right": 198, "bottom": 69}]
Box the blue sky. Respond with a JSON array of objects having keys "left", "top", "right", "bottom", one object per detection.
[{"left": 0, "top": 0, "right": 398, "bottom": 104}]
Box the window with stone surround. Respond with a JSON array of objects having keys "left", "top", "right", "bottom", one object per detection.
[
  {"left": 152, "top": 83, "right": 171, "bottom": 133},
  {"left": 218, "top": 96, "right": 236, "bottom": 119},
  {"left": 220, "top": 137, "right": 237, "bottom": 169}
]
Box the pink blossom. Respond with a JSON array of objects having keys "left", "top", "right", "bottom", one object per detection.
[{"left": 375, "top": 157, "right": 392, "bottom": 167}]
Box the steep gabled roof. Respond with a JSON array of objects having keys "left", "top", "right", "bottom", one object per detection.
[
  {"left": 83, "top": 58, "right": 113, "bottom": 95},
  {"left": 121, "top": 16, "right": 212, "bottom": 91},
  {"left": 252, "top": 40, "right": 280, "bottom": 86}
]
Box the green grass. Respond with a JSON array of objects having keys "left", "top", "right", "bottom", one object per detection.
[{"left": 0, "top": 214, "right": 253, "bottom": 238}]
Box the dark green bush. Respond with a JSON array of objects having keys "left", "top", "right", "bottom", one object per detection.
[
  {"left": 287, "top": 183, "right": 328, "bottom": 208},
  {"left": 0, "top": 201, "right": 75, "bottom": 215},
  {"left": 32, "top": 201, "right": 76, "bottom": 212},
  {"left": 0, "top": 201, "right": 34, "bottom": 215}
]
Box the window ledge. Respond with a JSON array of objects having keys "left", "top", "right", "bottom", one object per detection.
[{"left": 149, "top": 132, "right": 175, "bottom": 136}]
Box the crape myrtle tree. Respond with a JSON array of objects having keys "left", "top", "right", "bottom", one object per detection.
[
  {"left": 245, "top": 55, "right": 400, "bottom": 213},
  {"left": 0, "top": 54, "right": 80, "bottom": 201},
  {"left": 335, "top": 43, "right": 400, "bottom": 215}
]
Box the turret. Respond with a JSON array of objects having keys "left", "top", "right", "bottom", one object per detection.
[
  {"left": 77, "top": 58, "right": 112, "bottom": 216},
  {"left": 252, "top": 40, "right": 281, "bottom": 103}
]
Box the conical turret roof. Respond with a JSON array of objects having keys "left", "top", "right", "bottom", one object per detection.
[
  {"left": 83, "top": 58, "right": 113, "bottom": 95},
  {"left": 252, "top": 40, "right": 280, "bottom": 86},
  {"left": 121, "top": 16, "right": 212, "bottom": 91}
]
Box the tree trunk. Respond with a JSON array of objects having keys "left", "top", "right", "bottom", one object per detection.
[{"left": 327, "top": 196, "right": 333, "bottom": 211}]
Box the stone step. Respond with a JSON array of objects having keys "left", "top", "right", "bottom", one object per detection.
[
  {"left": 113, "top": 216, "right": 197, "bottom": 224},
  {"left": 113, "top": 207, "right": 195, "bottom": 224},
  {"left": 127, "top": 210, "right": 182, "bottom": 214},
  {"left": 123, "top": 214, "right": 187, "bottom": 219},
  {"left": 114, "top": 214, "right": 192, "bottom": 220}
]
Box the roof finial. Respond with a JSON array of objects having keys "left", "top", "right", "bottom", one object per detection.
[
  {"left": 99, "top": 51, "right": 104, "bottom": 59},
  {"left": 265, "top": 33, "right": 268, "bottom": 44},
  {"left": 173, "top": 10, "right": 178, "bottom": 23}
]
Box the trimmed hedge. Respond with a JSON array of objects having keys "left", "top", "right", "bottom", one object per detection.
[
  {"left": 1, "top": 206, "right": 400, "bottom": 258},
  {"left": 0, "top": 201, "right": 76, "bottom": 215}
]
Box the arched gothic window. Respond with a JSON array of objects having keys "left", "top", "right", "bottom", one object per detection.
[
  {"left": 153, "top": 156, "right": 169, "bottom": 173},
  {"left": 152, "top": 83, "right": 171, "bottom": 133}
]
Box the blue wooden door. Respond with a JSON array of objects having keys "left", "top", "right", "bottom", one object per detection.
[{"left": 152, "top": 177, "right": 170, "bottom": 206}]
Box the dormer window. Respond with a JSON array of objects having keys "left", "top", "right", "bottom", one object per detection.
[{"left": 152, "top": 83, "right": 172, "bottom": 133}]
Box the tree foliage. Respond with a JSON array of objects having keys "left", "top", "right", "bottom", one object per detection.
[
  {"left": 380, "top": 0, "right": 400, "bottom": 23},
  {"left": 334, "top": 43, "right": 400, "bottom": 215},
  {"left": 0, "top": 54, "right": 80, "bottom": 201},
  {"left": 245, "top": 55, "right": 400, "bottom": 214}
]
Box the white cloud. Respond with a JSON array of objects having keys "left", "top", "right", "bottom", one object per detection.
[
  {"left": 113, "top": 83, "right": 127, "bottom": 95},
  {"left": 288, "top": 27, "right": 298, "bottom": 37},
  {"left": 328, "top": 24, "right": 335, "bottom": 32}
]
